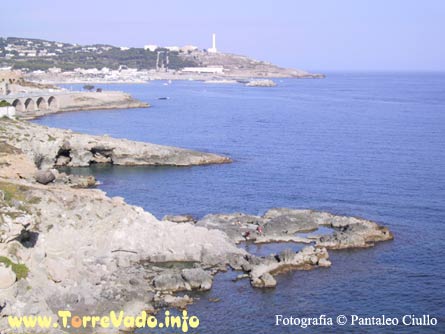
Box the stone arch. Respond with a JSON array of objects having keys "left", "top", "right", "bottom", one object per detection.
[
  {"left": 24, "top": 98, "right": 36, "bottom": 112},
  {"left": 48, "top": 96, "right": 58, "bottom": 110},
  {"left": 36, "top": 97, "right": 48, "bottom": 110},
  {"left": 12, "top": 99, "right": 24, "bottom": 112}
]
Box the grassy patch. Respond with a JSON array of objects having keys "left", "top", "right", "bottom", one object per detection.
[
  {"left": 0, "top": 181, "right": 28, "bottom": 202},
  {"left": 28, "top": 196, "right": 42, "bottom": 205},
  {"left": 0, "top": 182, "right": 38, "bottom": 215},
  {"left": 1, "top": 211, "right": 24, "bottom": 219},
  {"left": 0, "top": 256, "right": 29, "bottom": 280}
]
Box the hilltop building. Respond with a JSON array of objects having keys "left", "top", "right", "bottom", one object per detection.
[
  {"left": 165, "top": 46, "right": 180, "bottom": 52},
  {"left": 144, "top": 45, "right": 158, "bottom": 52}
]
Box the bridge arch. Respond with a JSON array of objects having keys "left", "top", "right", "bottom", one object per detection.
[
  {"left": 48, "top": 96, "right": 58, "bottom": 110},
  {"left": 24, "top": 98, "right": 36, "bottom": 112},
  {"left": 36, "top": 97, "right": 48, "bottom": 110},
  {"left": 12, "top": 99, "right": 24, "bottom": 112}
]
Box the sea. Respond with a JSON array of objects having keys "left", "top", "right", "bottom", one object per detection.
[{"left": 33, "top": 73, "right": 445, "bottom": 333}]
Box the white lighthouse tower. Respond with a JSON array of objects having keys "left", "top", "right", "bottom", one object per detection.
[{"left": 207, "top": 33, "right": 218, "bottom": 53}]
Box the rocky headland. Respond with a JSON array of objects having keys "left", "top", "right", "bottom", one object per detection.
[
  {"left": 0, "top": 119, "right": 231, "bottom": 170},
  {"left": 0, "top": 118, "right": 393, "bottom": 333}
]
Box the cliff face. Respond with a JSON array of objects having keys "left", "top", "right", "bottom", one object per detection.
[
  {"left": 0, "top": 119, "right": 241, "bottom": 332},
  {"left": 0, "top": 173, "right": 244, "bottom": 332},
  {"left": 0, "top": 119, "right": 231, "bottom": 169}
]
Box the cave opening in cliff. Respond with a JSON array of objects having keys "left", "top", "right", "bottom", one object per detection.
[
  {"left": 19, "top": 231, "right": 39, "bottom": 248},
  {"left": 55, "top": 146, "right": 72, "bottom": 166},
  {"left": 90, "top": 147, "right": 114, "bottom": 164}
]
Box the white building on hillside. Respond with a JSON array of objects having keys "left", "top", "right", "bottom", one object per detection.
[
  {"left": 165, "top": 46, "right": 180, "bottom": 52},
  {"left": 182, "top": 66, "right": 224, "bottom": 74},
  {"left": 144, "top": 44, "right": 158, "bottom": 52}
]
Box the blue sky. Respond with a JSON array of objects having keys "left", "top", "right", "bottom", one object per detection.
[{"left": 2, "top": 0, "right": 444, "bottom": 71}]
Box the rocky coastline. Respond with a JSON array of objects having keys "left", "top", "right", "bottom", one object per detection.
[
  {"left": 0, "top": 119, "right": 231, "bottom": 169},
  {"left": 0, "top": 71, "right": 149, "bottom": 120},
  {"left": 0, "top": 118, "right": 393, "bottom": 333}
]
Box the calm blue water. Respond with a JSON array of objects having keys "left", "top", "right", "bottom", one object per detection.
[{"left": 34, "top": 74, "right": 445, "bottom": 333}]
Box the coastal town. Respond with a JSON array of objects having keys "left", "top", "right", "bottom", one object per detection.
[
  {"left": 0, "top": 33, "right": 326, "bottom": 118},
  {"left": 0, "top": 35, "right": 323, "bottom": 85}
]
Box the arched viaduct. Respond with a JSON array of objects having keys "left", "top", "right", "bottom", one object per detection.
[{"left": 1, "top": 95, "right": 59, "bottom": 113}]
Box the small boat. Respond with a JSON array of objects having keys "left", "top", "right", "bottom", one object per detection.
[{"left": 158, "top": 97, "right": 170, "bottom": 100}]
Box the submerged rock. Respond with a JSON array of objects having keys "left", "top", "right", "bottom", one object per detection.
[{"left": 246, "top": 79, "right": 277, "bottom": 87}]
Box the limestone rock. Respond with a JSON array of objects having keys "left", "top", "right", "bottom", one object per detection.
[
  {"left": 0, "top": 205, "right": 35, "bottom": 243},
  {"left": 162, "top": 294, "right": 193, "bottom": 309},
  {"left": 248, "top": 246, "right": 331, "bottom": 289},
  {"left": 34, "top": 170, "right": 55, "bottom": 185},
  {"left": 55, "top": 155, "right": 70, "bottom": 166},
  {"left": 263, "top": 208, "right": 319, "bottom": 233},
  {"left": 181, "top": 268, "right": 213, "bottom": 291},
  {"left": 162, "top": 215, "right": 196, "bottom": 224},
  {"left": 0, "top": 264, "right": 16, "bottom": 289},
  {"left": 1, "top": 119, "right": 232, "bottom": 169},
  {"left": 153, "top": 272, "right": 188, "bottom": 292},
  {"left": 197, "top": 213, "right": 263, "bottom": 243},
  {"left": 196, "top": 208, "right": 393, "bottom": 250},
  {"left": 252, "top": 273, "right": 276, "bottom": 288}
]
